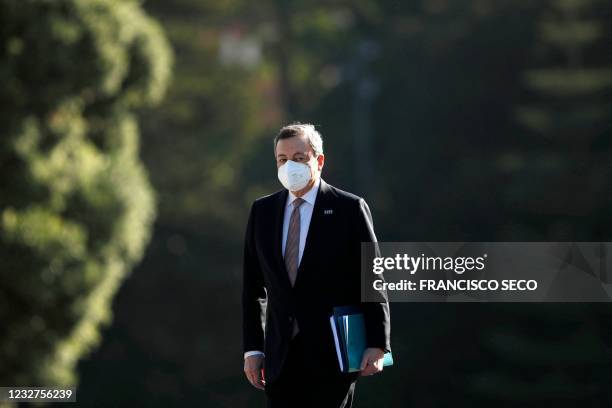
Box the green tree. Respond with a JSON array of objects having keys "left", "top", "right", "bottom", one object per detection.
[
  {"left": 467, "top": 0, "right": 612, "bottom": 405},
  {"left": 517, "top": 0, "right": 612, "bottom": 141},
  {"left": 140, "top": 0, "right": 384, "bottom": 237},
  {"left": 511, "top": 0, "right": 612, "bottom": 233},
  {"left": 0, "top": 0, "right": 172, "bottom": 387}
]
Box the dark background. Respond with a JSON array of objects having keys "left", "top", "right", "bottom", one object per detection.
[
  {"left": 80, "top": 0, "right": 612, "bottom": 406},
  {"left": 2, "top": 0, "right": 612, "bottom": 406}
]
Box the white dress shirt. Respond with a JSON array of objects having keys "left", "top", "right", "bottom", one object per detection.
[{"left": 244, "top": 177, "right": 321, "bottom": 360}]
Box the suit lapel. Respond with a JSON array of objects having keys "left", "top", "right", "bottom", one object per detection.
[
  {"left": 274, "top": 178, "right": 333, "bottom": 291},
  {"left": 274, "top": 188, "right": 293, "bottom": 290},
  {"left": 293, "top": 178, "right": 332, "bottom": 289}
]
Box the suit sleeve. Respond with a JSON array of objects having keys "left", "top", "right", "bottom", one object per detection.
[
  {"left": 356, "top": 198, "right": 392, "bottom": 353},
  {"left": 242, "top": 201, "right": 267, "bottom": 354}
]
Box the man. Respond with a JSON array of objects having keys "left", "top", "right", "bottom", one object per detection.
[{"left": 242, "top": 123, "right": 391, "bottom": 408}]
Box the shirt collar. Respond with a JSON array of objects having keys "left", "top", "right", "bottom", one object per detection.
[{"left": 287, "top": 176, "right": 320, "bottom": 208}]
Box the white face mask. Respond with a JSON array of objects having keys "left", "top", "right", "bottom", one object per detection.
[{"left": 277, "top": 160, "right": 313, "bottom": 192}]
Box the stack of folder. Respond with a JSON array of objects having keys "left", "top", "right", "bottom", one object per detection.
[{"left": 329, "top": 306, "right": 394, "bottom": 373}]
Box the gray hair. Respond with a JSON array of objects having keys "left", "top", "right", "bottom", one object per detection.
[{"left": 273, "top": 122, "right": 324, "bottom": 156}]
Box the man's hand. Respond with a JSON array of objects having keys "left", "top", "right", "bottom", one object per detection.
[
  {"left": 244, "top": 355, "right": 265, "bottom": 390},
  {"left": 360, "top": 347, "right": 385, "bottom": 376}
]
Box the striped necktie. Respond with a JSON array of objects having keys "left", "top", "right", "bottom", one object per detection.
[
  {"left": 285, "top": 197, "right": 305, "bottom": 286},
  {"left": 285, "top": 197, "right": 304, "bottom": 338}
]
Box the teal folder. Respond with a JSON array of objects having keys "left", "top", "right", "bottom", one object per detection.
[{"left": 330, "top": 306, "right": 394, "bottom": 373}]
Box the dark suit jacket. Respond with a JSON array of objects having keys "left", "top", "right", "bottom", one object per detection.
[{"left": 242, "top": 178, "right": 391, "bottom": 384}]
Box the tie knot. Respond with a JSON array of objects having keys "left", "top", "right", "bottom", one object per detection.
[{"left": 292, "top": 197, "right": 305, "bottom": 209}]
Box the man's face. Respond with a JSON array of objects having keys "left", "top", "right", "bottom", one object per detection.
[{"left": 275, "top": 134, "right": 324, "bottom": 173}]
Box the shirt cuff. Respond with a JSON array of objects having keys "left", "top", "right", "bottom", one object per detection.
[{"left": 244, "top": 350, "right": 265, "bottom": 359}]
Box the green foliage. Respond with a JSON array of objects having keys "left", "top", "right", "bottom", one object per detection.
[
  {"left": 0, "top": 0, "right": 172, "bottom": 386},
  {"left": 467, "top": 0, "right": 612, "bottom": 404},
  {"left": 517, "top": 0, "right": 612, "bottom": 138}
]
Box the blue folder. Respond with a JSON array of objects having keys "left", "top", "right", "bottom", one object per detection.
[{"left": 330, "top": 306, "right": 394, "bottom": 373}]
